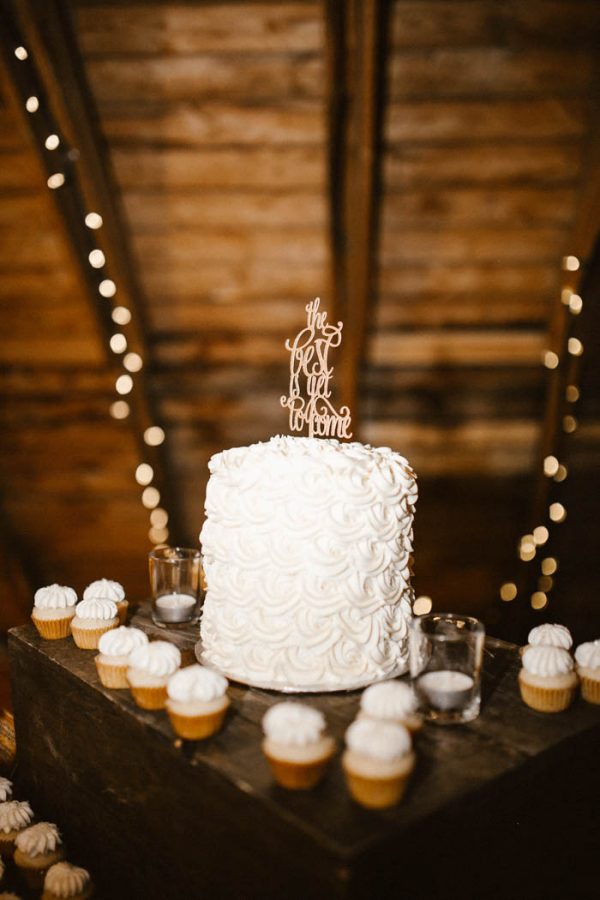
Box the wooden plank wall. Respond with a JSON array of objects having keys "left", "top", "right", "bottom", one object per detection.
[{"left": 0, "top": 0, "right": 599, "bottom": 624}]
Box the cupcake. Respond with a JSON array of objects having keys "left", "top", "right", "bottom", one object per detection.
[
  {"left": 0, "top": 777, "right": 12, "bottom": 802},
  {"left": 575, "top": 640, "right": 600, "bottom": 704},
  {"left": 359, "top": 680, "right": 422, "bottom": 732},
  {"left": 84, "top": 579, "right": 128, "bottom": 625},
  {"left": 14, "top": 822, "right": 64, "bottom": 890},
  {"left": 524, "top": 623, "right": 573, "bottom": 654},
  {"left": 95, "top": 627, "right": 148, "bottom": 689},
  {"left": 127, "top": 641, "right": 181, "bottom": 710},
  {"left": 262, "top": 702, "right": 335, "bottom": 790},
  {"left": 42, "top": 862, "right": 93, "bottom": 900},
  {"left": 519, "top": 645, "right": 577, "bottom": 712},
  {"left": 0, "top": 801, "right": 34, "bottom": 857},
  {"left": 166, "top": 665, "right": 229, "bottom": 740},
  {"left": 31, "top": 584, "right": 77, "bottom": 640},
  {"left": 343, "top": 719, "right": 415, "bottom": 809},
  {"left": 70, "top": 598, "right": 119, "bottom": 650}
]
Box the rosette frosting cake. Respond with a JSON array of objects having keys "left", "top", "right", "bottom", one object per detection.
[{"left": 199, "top": 435, "right": 417, "bottom": 691}]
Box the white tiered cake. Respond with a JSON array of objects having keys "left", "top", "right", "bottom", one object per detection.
[{"left": 199, "top": 435, "right": 417, "bottom": 691}]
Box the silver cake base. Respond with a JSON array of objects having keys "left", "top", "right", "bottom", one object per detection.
[{"left": 195, "top": 639, "right": 408, "bottom": 693}]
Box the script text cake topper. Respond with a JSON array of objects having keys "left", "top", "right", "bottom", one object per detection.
[{"left": 280, "top": 297, "right": 352, "bottom": 439}]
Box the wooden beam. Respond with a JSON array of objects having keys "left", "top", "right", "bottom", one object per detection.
[
  {"left": 324, "top": 0, "right": 388, "bottom": 433},
  {"left": 0, "top": 0, "right": 185, "bottom": 544}
]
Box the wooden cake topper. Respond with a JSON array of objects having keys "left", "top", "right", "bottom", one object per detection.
[{"left": 280, "top": 297, "right": 352, "bottom": 439}]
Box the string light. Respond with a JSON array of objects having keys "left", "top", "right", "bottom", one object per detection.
[
  {"left": 109, "top": 400, "right": 130, "bottom": 420},
  {"left": 109, "top": 333, "right": 127, "bottom": 354},
  {"left": 123, "top": 352, "right": 143, "bottom": 372},
  {"left": 500, "top": 583, "right": 517, "bottom": 602},
  {"left": 562, "top": 415, "right": 577, "bottom": 433},
  {"left": 14, "top": 46, "right": 28, "bottom": 60},
  {"left": 47, "top": 173, "right": 64, "bottom": 190},
  {"left": 533, "top": 526, "right": 549, "bottom": 546},
  {"left": 531, "top": 592, "right": 548, "bottom": 610},
  {"left": 45, "top": 134, "right": 59, "bottom": 150},
  {"left": 566, "top": 385, "right": 580, "bottom": 403},
  {"left": 115, "top": 374, "right": 133, "bottom": 395},
  {"left": 543, "top": 455, "right": 559, "bottom": 477},
  {"left": 554, "top": 465, "right": 568, "bottom": 482},
  {"left": 135, "top": 463, "right": 154, "bottom": 486},
  {"left": 541, "top": 558, "right": 558, "bottom": 575},
  {"left": 538, "top": 575, "right": 553, "bottom": 592},
  {"left": 111, "top": 306, "right": 130, "bottom": 325},
  {"left": 569, "top": 294, "right": 583, "bottom": 314},
  {"left": 25, "top": 96, "right": 39, "bottom": 113},
  {"left": 85, "top": 212, "right": 103, "bottom": 229},
  {"left": 142, "top": 487, "right": 160, "bottom": 509},
  {"left": 144, "top": 426, "right": 165, "bottom": 446},
  {"left": 543, "top": 351, "right": 559, "bottom": 369},
  {"left": 568, "top": 337, "right": 583, "bottom": 356},
  {"left": 99, "top": 279, "right": 116, "bottom": 298},
  {"left": 562, "top": 255, "right": 580, "bottom": 271},
  {"left": 150, "top": 508, "right": 169, "bottom": 529},
  {"left": 88, "top": 249, "right": 105, "bottom": 268},
  {"left": 413, "top": 596, "right": 432, "bottom": 615},
  {"left": 148, "top": 527, "right": 169, "bottom": 544},
  {"left": 549, "top": 502, "right": 566, "bottom": 523}
]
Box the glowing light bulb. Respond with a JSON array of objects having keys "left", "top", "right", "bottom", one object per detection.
[
  {"left": 543, "top": 351, "right": 559, "bottom": 369},
  {"left": 14, "top": 46, "right": 28, "bottom": 60},
  {"left": 148, "top": 526, "right": 169, "bottom": 544},
  {"left": 99, "top": 279, "right": 116, "bottom": 298},
  {"left": 115, "top": 374, "right": 133, "bottom": 395},
  {"left": 549, "top": 502, "right": 566, "bottom": 523},
  {"left": 109, "top": 400, "right": 130, "bottom": 419},
  {"left": 142, "top": 487, "right": 160, "bottom": 509},
  {"left": 144, "top": 426, "right": 165, "bottom": 446},
  {"left": 562, "top": 255, "right": 580, "bottom": 272},
  {"left": 45, "top": 134, "right": 60, "bottom": 150},
  {"left": 543, "top": 456, "right": 559, "bottom": 477},
  {"left": 541, "top": 557, "right": 558, "bottom": 576},
  {"left": 47, "top": 173, "right": 65, "bottom": 190},
  {"left": 135, "top": 463, "right": 154, "bottom": 486},
  {"left": 150, "top": 508, "right": 169, "bottom": 528},
  {"left": 112, "top": 306, "right": 131, "bottom": 325},
  {"left": 569, "top": 294, "right": 583, "bottom": 314},
  {"left": 109, "top": 333, "right": 127, "bottom": 354},
  {"left": 533, "top": 526, "right": 549, "bottom": 546},
  {"left": 413, "top": 596, "right": 432, "bottom": 615},
  {"left": 85, "top": 212, "right": 103, "bottom": 229},
  {"left": 500, "top": 583, "right": 517, "bottom": 602},
  {"left": 123, "top": 352, "right": 143, "bottom": 373},
  {"left": 25, "top": 96, "right": 39, "bottom": 113},
  {"left": 566, "top": 385, "right": 580, "bottom": 403},
  {"left": 554, "top": 465, "right": 568, "bottom": 482},
  {"left": 88, "top": 249, "right": 105, "bottom": 268},
  {"left": 531, "top": 592, "right": 548, "bottom": 610},
  {"left": 563, "top": 415, "right": 577, "bottom": 433}
]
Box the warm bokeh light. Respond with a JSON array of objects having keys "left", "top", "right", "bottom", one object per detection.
[
  {"left": 14, "top": 46, "right": 28, "bottom": 60},
  {"left": 123, "top": 352, "right": 143, "bottom": 372},
  {"left": 549, "top": 502, "right": 566, "bottom": 523},
  {"left": 566, "top": 385, "right": 580, "bottom": 403},
  {"left": 109, "top": 400, "right": 130, "bottom": 420},
  {"left": 543, "top": 351, "right": 559, "bottom": 369},
  {"left": 562, "top": 255, "right": 580, "bottom": 271},
  {"left": 538, "top": 575, "right": 553, "bottom": 592},
  {"left": 554, "top": 465, "right": 568, "bottom": 482},
  {"left": 85, "top": 212, "right": 103, "bottom": 229},
  {"left": 563, "top": 415, "right": 577, "bottom": 433},
  {"left": 135, "top": 463, "right": 154, "bottom": 486},
  {"left": 567, "top": 338, "right": 583, "bottom": 356},
  {"left": 144, "top": 426, "right": 165, "bottom": 446},
  {"left": 111, "top": 306, "right": 131, "bottom": 325},
  {"left": 533, "top": 526, "right": 549, "bottom": 546},
  {"left": 500, "top": 583, "right": 517, "bottom": 602},
  {"left": 115, "top": 374, "right": 133, "bottom": 395},
  {"left": 543, "top": 455, "right": 559, "bottom": 477},
  {"left": 88, "top": 249, "right": 105, "bottom": 268},
  {"left": 25, "top": 96, "right": 39, "bottom": 113},
  {"left": 149, "top": 526, "right": 169, "bottom": 544},
  {"left": 531, "top": 592, "right": 548, "bottom": 610},
  {"left": 47, "top": 173, "right": 65, "bottom": 190},
  {"left": 45, "top": 134, "right": 60, "bottom": 150},
  {"left": 413, "top": 596, "right": 432, "bottom": 615},
  {"left": 569, "top": 294, "right": 583, "bottom": 314},
  {"left": 99, "top": 279, "right": 117, "bottom": 298},
  {"left": 142, "top": 487, "right": 160, "bottom": 509},
  {"left": 541, "top": 557, "right": 558, "bottom": 576},
  {"left": 150, "top": 508, "right": 169, "bottom": 529},
  {"left": 109, "top": 333, "right": 127, "bottom": 354}
]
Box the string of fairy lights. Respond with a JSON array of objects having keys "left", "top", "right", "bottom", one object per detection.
[
  {"left": 499, "top": 253, "right": 585, "bottom": 613},
  {"left": 10, "top": 40, "right": 170, "bottom": 547}
]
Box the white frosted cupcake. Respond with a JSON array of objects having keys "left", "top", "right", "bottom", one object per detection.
[
  {"left": 95, "top": 626, "right": 149, "bottom": 689},
  {"left": 31, "top": 584, "right": 77, "bottom": 640},
  {"left": 127, "top": 641, "right": 181, "bottom": 710},
  {"left": 262, "top": 703, "right": 335, "bottom": 790},
  {"left": 343, "top": 719, "right": 415, "bottom": 809},
  {"left": 519, "top": 645, "right": 577, "bottom": 712},
  {"left": 166, "top": 665, "right": 229, "bottom": 740},
  {"left": 42, "top": 862, "right": 92, "bottom": 900},
  {"left": 0, "top": 777, "right": 12, "bottom": 802},
  {"left": 14, "top": 822, "right": 64, "bottom": 889},
  {"left": 359, "top": 680, "right": 422, "bottom": 732},
  {"left": 575, "top": 640, "right": 600, "bottom": 705},
  {"left": 84, "top": 578, "right": 128, "bottom": 625},
  {"left": 70, "top": 598, "right": 119, "bottom": 650},
  {"left": 0, "top": 800, "right": 34, "bottom": 856},
  {"left": 524, "top": 623, "right": 573, "bottom": 654}
]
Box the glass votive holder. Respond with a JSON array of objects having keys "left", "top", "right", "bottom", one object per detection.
[
  {"left": 409, "top": 613, "right": 485, "bottom": 724},
  {"left": 149, "top": 547, "right": 203, "bottom": 627}
]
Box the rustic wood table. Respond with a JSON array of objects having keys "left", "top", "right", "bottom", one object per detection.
[{"left": 8, "top": 609, "right": 600, "bottom": 900}]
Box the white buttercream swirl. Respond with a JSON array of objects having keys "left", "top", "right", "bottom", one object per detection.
[
  {"left": 74, "top": 598, "right": 117, "bottom": 621},
  {"left": 0, "top": 800, "right": 33, "bottom": 833},
  {"left": 44, "top": 862, "right": 90, "bottom": 897},
  {"left": 83, "top": 578, "right": 125, "bottom": 603},
  {"left": 345, "top": 718, "right": 411, "bottom": 761},
  {"left": 129, "top": 641, "right": 181, "bottom": 677},
  {"left": 200, "top": 435, "right": 416, "bottom": 689},
  {"left": 360, "top": 680, "right": 417, "bottom": 719},
  {"left": 98, "top": 626, "right": 148, "bottom": 658},
  {"left": 34, "top": 584, "right": 77, "bottom": 610},
  {"left": 262, "top": 702, "right": 326, "bottom": 746},
  {"left": 15, "top": 821, "right": 61, "bottom": 857},
  {"left": 575, "top": 640, "right": 600, "bottom": 669},
  {"left": 527, "top": 623, "right": 572, "bottom": 650},
  {"left": 167, "top": 665, "right": 227, "bottom": 703},
  {"left": 0, "top": 776, "right": 12, "bottom": 801},
  {"left": 522, "top": 645, "right": 574, "bottom": 677}
]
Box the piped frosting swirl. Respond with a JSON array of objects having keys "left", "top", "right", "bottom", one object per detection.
[
  {"left": 0, "top": 800, "right": 33, "bottom": 833},
  {"left": 262, "top": 702, "right": 326, "bottom": 747},
  {"left": 575, "top": 640, "right": 600, "bottom": 669},
  {"left": 167, "top": 665, "right": 227, "bottom": 703},
  {"left": 0, "top": 776, "right": 12, "bottom": 802},
  {"left": 74, "top": 598, "right": 118, "bottom": 621},
  {"left": 129, "top": 641, "right": 181, "bottom": 677},
  {"left": 527, "top": 623, "right": 572, "bottom": 650},
  {"left": 34, "top": 584, "right": 77, "bottom": 610},
  {"left": 15, "top": 821, "right": 61, "bottom": 857},
  {"left": 345, "top": 718, "right": 411, "bottom": 761},
  {"left": 98, "top": 626, "right": 148, "bottom": 658},
  {"left": 83, "top": 578, "right": 124, "bottom": 603},
  {"left": 360, "top": 680, "right": 417, "bottom": 720},
  {"left": 522, "top": 645, "right": 574, "bottom": 677},
  {"left": 44, "top": 862, "right": 90, "bottom": 898}
]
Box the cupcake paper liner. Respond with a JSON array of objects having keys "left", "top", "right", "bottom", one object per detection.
[
  {"left": 167, "top": 704, "right": 228, "bottom": 741},
  {"left": 342, "top": 760, "right": 412, "bottom": 809},
  {"left": 95, "top": 657, "right": 129, "bottom": 690},
  {"left": 579, "top": 675, "right": 600, "bottom": 705},
  {"left": 14, "top": 847, "right": 65, "bottom": 890},
  {"left": 263, "top": 750, "right": 333, "bottom": 790},
  {"left": 116, "top": 600, "right": 129, "bottom": 626},
  {"left": 129, "top": 683, "right": 168, "bottom": 710},
  {"left": 0, "top": 831, "right": 17, "bottom": 857},
  {"left": 32, "top": 615, "right": 73, "bottom": 640},
  {"left": 518, "top": 676, "right": 576, "bottom": 713},
  {"left": 70, "top": 621, "right": 118, "bottom": 650}
]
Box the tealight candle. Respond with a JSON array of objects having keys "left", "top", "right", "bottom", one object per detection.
[
  {"left": 155, "top": 592, "right": 197, "bottom": 624},
  {"left": 416, "top": 670, "right": 474, "bottom": 711}
]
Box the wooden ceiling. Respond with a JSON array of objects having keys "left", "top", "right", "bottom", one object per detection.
[{"left": 1, "top": 0, "right": 599, "bottom": 630}]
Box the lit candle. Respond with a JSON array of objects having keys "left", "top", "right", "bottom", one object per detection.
[
  {"left": 155, "top": 592, "right": 197, "bottom": 624},
  {"left": 416, "top": 670, "right": 474, "bottom": 711}
]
